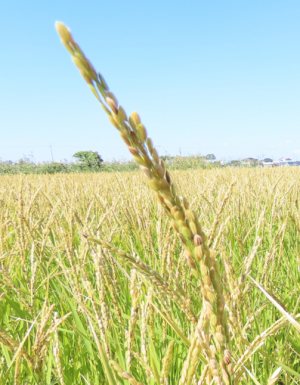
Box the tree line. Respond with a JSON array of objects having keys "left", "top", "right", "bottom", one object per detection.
[{"left": 0, "top": 152, "right": 219, "bottom": 174}]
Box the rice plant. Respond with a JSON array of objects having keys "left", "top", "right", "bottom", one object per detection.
[{"left": 0, "top": 23, "right": 299, "bottom": 384}]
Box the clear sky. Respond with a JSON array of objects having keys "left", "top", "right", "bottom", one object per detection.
[{"left": 1, "top": 1, "right": 299, "bottom": 162}]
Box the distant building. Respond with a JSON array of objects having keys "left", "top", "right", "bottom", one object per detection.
[
  {"left": 261, "top": 158, "right": 273, "bottom": 167},
  {"left": 263, "top": 162, "right": 274, "bottom": 167},
  {"left": 265, "top": 159, "right": 300, "bottom": 167},
  {"left": 278, "top": 160, "right": 300, "bottom": 167}
]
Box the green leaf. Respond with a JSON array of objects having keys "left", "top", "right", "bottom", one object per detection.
[
  {"left": 0, "top": 312, "right": 38, "bottom": 384},
  {"left": 258, "top": 350, "right": 300, "bottom": 380},
  {"left": 148, "top": 334, "right": 160, "bottom": 384},
  {"left": 66, "top": 298, "right": 95, "bottom": 360},
  {"left": 5, "top": 296, "right": 31, "bottom": 319},
  {"left": 111, "top": 323, "right": 125, "bottom": 383},
  {"left": 86, "top": 317, "right": 117, "bottom": 385},
  {"left": 46, "top": 341, "right": 53, "bottom": 384}
]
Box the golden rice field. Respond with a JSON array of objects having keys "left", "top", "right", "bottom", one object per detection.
[
  {"left": 0, "top": 167, "right": 300, "bottom": 384},
  {"left": 1, "top": 21, "right": 299, "bottom": 385}
]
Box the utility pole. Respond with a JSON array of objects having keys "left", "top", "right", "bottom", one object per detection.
[{"left": 50, "top": 145, "right": 54, "bottom": 162}]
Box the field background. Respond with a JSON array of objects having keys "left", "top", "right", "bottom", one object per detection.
[{"left": 0, "top": 168, "right": 299, "bottom": 384}]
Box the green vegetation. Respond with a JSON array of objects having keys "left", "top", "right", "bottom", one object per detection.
[
  {"left": 0, "top": 151, "right": 104, "bottom": 175},
  {"left": 73, "top": 151, "right": 103, "bottom": 171},
  {"left": 0, "top": 154, "right": 220, "bottom": 175}
]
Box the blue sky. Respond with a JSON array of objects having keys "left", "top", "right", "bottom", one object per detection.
[{"left": 1, "top": 1, "right": 299, "bottom": 162}]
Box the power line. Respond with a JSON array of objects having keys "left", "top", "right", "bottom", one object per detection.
[{"left": 49, "top": 145, "right": 54, "bottom": 161}]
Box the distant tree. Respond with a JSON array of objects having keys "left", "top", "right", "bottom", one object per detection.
[
  {"left": 205, "top": 154, "right": 216, "bottom": 160},
  {"left": 73, "top": 151, "right": 103, "bottom": 171},
  {"left": 44, "top": 162, "right": 68, "bottom": 174},
  {"left": 229, "top": 160, "right": 241, "bottom": 167}
]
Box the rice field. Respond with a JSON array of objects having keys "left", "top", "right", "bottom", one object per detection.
[
  {"left": 0, "top": 167, "right": 300, "bottom": 384},
  {"left": 1, "top": 21, "right": 299, "bottom": 385}
]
